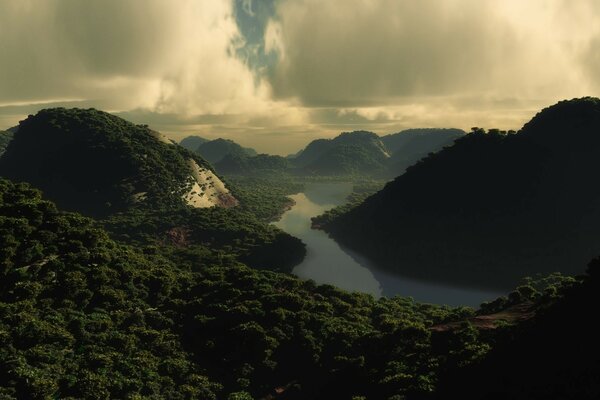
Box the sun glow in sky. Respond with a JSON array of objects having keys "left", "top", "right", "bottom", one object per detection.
[{"left": 0, "top": 0, "right": 599, "bottom": 154}]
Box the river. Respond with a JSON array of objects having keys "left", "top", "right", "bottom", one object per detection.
[{"left": 273, "top": 182, "right": 503, "bottom": 307}]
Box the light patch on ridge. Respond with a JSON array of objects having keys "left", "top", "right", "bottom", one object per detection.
[{"left": 183, "top": 159, "right": 238, "bottom": 208}]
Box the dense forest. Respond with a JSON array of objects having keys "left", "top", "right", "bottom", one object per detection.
[
  {"left": 1, "top": 177, "right": 597, "bottom": 399},
  {"left": 1, "top": 104, "right": 599, "bottom": 398},
  {"left": 195, "top": 138, "right": 257, "bottom": 165},
  {"left": 0, "top": 108, "right": 229, "bottom": 216},
  {"left": 317, "top": 98, "right": 600, "bottom": 289}
]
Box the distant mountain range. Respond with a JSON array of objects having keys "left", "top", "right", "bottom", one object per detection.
[
  {"left": 186, "top": 129, "right": 464, "bottom": 178},
  {"left": 317, "top": 97, "right": 600, "bottom": 288},
  {"left": 0, "top": 108, "right": 237, "bottom": 217},
  {"left": 179, "top": 135, "right": 209, "bottom": 151}
]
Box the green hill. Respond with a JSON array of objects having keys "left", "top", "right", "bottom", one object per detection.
[
  {"left": 293, "top": 131, "right": 390, "bottom": 175},
  {"left": 318, "top": 98, "right": 600, "bottom": 288},
  {"left": 196, "top": 138, "right": 257, "bottom": 164},
  {"left": 0, "top": 177, "right": 478, "bottom": 399},
  {"left": 214, "top": 153, "right": 291, "bottom": 175},
  {"left": 179, "top": 135, "right": 209, "bottom": 151},
  {"left": 0, "top": 108, "right": 236, "bottom": 217},
  {"left": 381, "top": 128, "right": 464, "bottom": 176},
  {"left": 0, "top": 130, "right": 13, "bottom": 156}
]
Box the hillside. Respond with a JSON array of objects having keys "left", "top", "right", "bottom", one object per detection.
[
  {"left": 179, "top": 135, "right": 209, "bottom": 151},
  {"left": 215, "top": 153, "right": 291, "bottom": 175},
  {"left": 0, "top": 177, "right": 481, "bottom": 399},
  {"left": 318, "top": 98, "right": 600, "bottom": 288},
  {"left": 381, "top": 129, "right": 464, "bottom": 176},
  {"left": 293, "top": 131, "right": 390, "bottom": 175},
  {"left": 434, "top": 260, "right": 600, "bottom": 399},
  {"left": 0, "top": 108, "right": 236, "bottom": 217},
  {"left": 0, "top": 130, "right": 12, "bottom": 156},
  {"left": 196, "top": 138, "right": 257, "bottom": 164}
]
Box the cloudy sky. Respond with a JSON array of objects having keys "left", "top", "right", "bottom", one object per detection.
[{"left": 1, "top": 0, "right": 599, "bottom": 154}]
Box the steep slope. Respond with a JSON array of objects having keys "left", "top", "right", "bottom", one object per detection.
[
  {"left": 196, "top": 138, "right": 257, "bottom": 164},
  {"left": 214, "top": 153, "right": 291, "bottom": 175},
  {"left": 294, "top": 131, "right": 390, "bottom": 175},
  {"left": 320, "top": 98, "right": 600, "bottom": 288},
  {"left": 0, "top": 130, "right": 13, "bottom": 156},
  {"left": 0, "top": 177, "right": 479, "bottom": 400},
  {"left": 179, "top": 135, "right": 209, "bottom": 151},
  {"left": 382, "top": 128, "right": 464, "bottom": 176},
  {"left": 0, "top": 108, "right": 236, "bottom": 217},
  {"left": 434, "top": 260, "right": 600, "bottom": 399}
]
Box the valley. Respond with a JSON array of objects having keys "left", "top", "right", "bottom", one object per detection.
[{"left": 274, "top": 182, "right": 502, "bottom": 306}]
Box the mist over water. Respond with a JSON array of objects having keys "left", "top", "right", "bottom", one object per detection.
[{"left": 275, "top": 182, "right": 503, "bottom": 307}]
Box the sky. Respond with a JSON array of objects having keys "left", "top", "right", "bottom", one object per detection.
[{"left": 0, "top": 0, "right": 599, "bottom": 155}]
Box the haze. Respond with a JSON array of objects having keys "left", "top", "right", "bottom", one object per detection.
[{"left": 1, "top": 0, "right": 598, "bottom": 154}]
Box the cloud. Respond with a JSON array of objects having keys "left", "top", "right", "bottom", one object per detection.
[
  {"left": 0, "top": 0, "right": 277, "bottom": 115},
  {"left": 266, "top": 0, "right": 599, "bottom": 107},
  {"left": 1, "top": 0, "right": 599, "bottom": 155}
]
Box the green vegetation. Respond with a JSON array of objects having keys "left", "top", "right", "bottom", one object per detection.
[
  {"left": 0, "top": 130, "right": 13, "bottom": 156},
  {"left": 0, "top": 108, "right": 216, "bottom": 217},
  {"left": 195, "top": 138, "right": 257, "bottom": 164},
  {"left": 380, "top": 129, "right": 464, "bottom": 176},
  {"left": 319, "top": 98, "right": 600, "bottom": 288},
  {"left": 226, "top": 176, "right": 303, "bottom": 222},
  {"left": 215, "top": 154, "right": 292, "bottom": 176},
  {"left": 291, "top": 131, "right": 390, "bottom": 176},
  {"left": 102, "top": 206, "right": 305, "bottom": 274},
  {"left": 179, "top": 135, "right": 209, "bottom": 151},
  {"left": 0, "top": 177, "right": 490, "bottom": 399}
]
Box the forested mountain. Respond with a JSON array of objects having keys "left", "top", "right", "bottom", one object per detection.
[
  {"left": 434, "top": 259, "right": 600, "bottom": 399},
  {"left": 0, "top": 130, "right": 12, "bottom": 156},
  {"left": 196, "top": 138, "right": 257, "bottom": 164},
  {"left": 381, "top": 129, "right": 464, "bottom": 176},
  {"left": 0, "top": 108, "right": 236, "bottom": 217},
  {"left": 1, "top": 102, "right": 600, "bottom": 399},
  {"left": 215, "top": 153, "right": 292, "bottom": 175},
  {"left": 292, "top": 131, "right": 390, "bottom": 175},
  {"left": 317, "top": 98, "right": 600, "bottom": 288},
  {"left": 0, "top": 177, "right": 481, "bottom": 399},
  {"left": 179, "top": 135, "right": 209, "bottom": 151}
]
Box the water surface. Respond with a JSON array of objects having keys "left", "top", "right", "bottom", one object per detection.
[{"left": 274, "top": 183, "right": 503, "bottom": 307}]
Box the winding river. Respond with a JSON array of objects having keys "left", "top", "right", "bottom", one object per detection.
[{"left": 274, "top": 182, "right": 503, "bottom": 307}]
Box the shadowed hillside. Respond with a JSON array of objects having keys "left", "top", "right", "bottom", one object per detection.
[
  {"left": 0, "top": 108, "right": 236, "bottom": 217},
  {"left": 318, "top": 98, "right": 600, "bottom": 288}
]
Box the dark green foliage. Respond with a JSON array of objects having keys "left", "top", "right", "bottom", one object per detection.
[
  {"left": 226, "top": 176, "right": 303, "bottom": 221},
  {"left": 215, "top": 153, "right": 292, "bottom": 176},
  {"left": 0, "top": 108, "right": 212, "bottom": 217},
  {"left": 320, "top": 98, "right": 600, "bottom": 288},
  {"left": 0, "top": 130, "right": 13, "bottom": 156},
  {"left": 434, "top": 262, "right": 600, "bottom": 399},
  {"left": 381, "top": 129, "right": 464, "bottom": 154},
  {"left": 196, "top": 138, "right": 257, "bottom": 164},
  {"left": 292, "top": 131, "right": 390, "bottom": 176},
  {"left": 0, "top": 178, "right": 486, "bottom": 399},
  {"left": 381, "top": 128, "right": 464, "bottom": 176},
  {"left": 103, "top": 206, "right": 306, "bottom": 274},
  {"left": 179, "top": 135, "right": 209, "bottom": 151}
]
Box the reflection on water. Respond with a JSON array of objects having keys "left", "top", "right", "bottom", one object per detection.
[{"left": 274, "top": 183, "right": 503, "bottom": 307}]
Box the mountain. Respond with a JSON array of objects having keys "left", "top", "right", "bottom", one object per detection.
[
  {"left": 0, "top": 130, "right": 13, "bottom": 156},
  {"left": 179, "top": 135, "right": 209, "bottom": 151},
  {"left": 318, "top": 98, "right": 600, "bottom": 288},
  {"left": 293, "top": 131, "right": 390, "bottom": 175},
  {"left": 0, "top": 176, "right": 485, "bottom": 399},
  {"left": 196, "top": 138, "right": 257, "bottom": 164},
  {"left": 435, "top": 260, "right": 600, "bottom": 399},
  {"left": 214, "top": 153, "right": 291, "bottom": 175},
  {"left": 381, "top": 128, "right": 464, "bottom": 176},
  {"left": 0, "top": 108, "right": 236, "bottom": 217}
]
